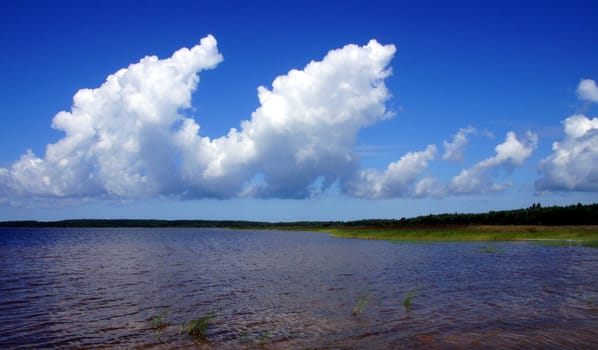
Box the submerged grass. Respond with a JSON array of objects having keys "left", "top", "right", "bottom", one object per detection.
[
  {"left": 315, "top": 225, "right": 598, "bottom": 242},
  {"left": 150, "top": 312, "right": 168, "bottom": 341},
  {"left": 180, "top": 314, "right": 213, "bottom": 339},
  {"left": 403, "top": 290, "right": 416, "bottom": 310},
  {"left": 239, "top": 331, "right": 273, "bottom": 347},
  {"left": 477, "top": 244, "right": 501, "bottom": 253},
  {"left": 352, "top": 292, "right": 372, "bottom": 317}
]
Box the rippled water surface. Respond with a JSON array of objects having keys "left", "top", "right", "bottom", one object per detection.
[{"left": 0, "top": 228, "right": 597, "bottom": 349}]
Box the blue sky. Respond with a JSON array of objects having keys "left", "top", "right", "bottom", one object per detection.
[{"left": 1, "top": 0, "right": 597, "bottom": 221}]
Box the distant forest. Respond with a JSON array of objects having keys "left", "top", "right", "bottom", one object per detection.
[{"left": 1, "top": 203, "right": 597, "bottom": 228}]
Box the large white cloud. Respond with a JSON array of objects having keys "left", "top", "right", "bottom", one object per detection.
[
  {"left": 1, "top": 35, "right": 224, "bottom": 200},
  {"left": 178, "top": 39, "right": 396, "bottom": 198},
  {"left": 535, "top": 114, "right": 598, "bottom": 192},
  {"left": 448, "top": 131, "right": 538, "bottom": 194},
  {"left": 0, "top": 36, "right": 397, "bottom": 203}
]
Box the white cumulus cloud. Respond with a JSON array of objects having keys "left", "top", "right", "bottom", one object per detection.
[
  {"left": 182, "top": 39, "right": 397, "bottom": 198},
  {"left": 1, "top": 35, "right": 224, "bottom": 200},
  {"left": 0, "top": 36, "right": 397, "bottom": 204},
  {"left": 2, "top": 36, "right": 222, "bottom": 197},
  {"left": 448, "top": 131, "right": 538, "bottom": 194},
  {"left": 535, "top": 114, "right": 598, "bottom": 192}
]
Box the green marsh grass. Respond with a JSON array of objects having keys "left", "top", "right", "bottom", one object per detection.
[
  {"left": 581, "top": 240, "right": 598, "bottom": 248},
  {"left": 316, "top": 225, "right": 598, "bottom": 242},
  {"left": 533, "top": 239, "right": 598, "bottom": 249}
]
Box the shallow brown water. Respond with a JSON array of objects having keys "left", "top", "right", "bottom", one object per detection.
[{"left": 0, "top": 228, "right": 597, "bottom": 349}]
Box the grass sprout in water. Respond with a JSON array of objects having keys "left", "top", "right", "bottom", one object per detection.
[
  {"left": 180, "top": 314, "right": 213, "bottom": 339},
  {"left": 150, "top": 312, "right": 168, "bottom": 341},
  {"left": 240, "top": 331, "right": 273, "bottom": 347},
  {"left": 403, "top": 290, "right": 416, "bottom": 310},
  {"left": 584, "top": 293, "right": 598, "bottom": 307},
  {"left": 478, "top": 244, "right": 501, "bottom": 253},
  {"left": 352, "top": 292, "right": 372, "bottom": 316}
]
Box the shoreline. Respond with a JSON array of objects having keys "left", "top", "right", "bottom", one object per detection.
[
  {"left": 2, "top": 223, "right": 597, "bottom": 244},
  {"left": 310, "top": 225, "right": 598, "bottom": 242}
]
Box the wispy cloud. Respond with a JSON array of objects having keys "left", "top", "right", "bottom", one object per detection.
[
  {"left": 577, "top": 78, "right": 598, "bottom": 103},
  {"left": 442, "top": 126, "right": 476, "bottom": 162},
  {"left": 411, "top": 130, "right": 538, "bottom": 198},
  {"left": 448, "top": 131, "right": 538, "bottom": 194},
  {"left": 344, "top": 145, "right": 437, "bottom": 198},
  {"left": 441, "top": 126, "right": 494, "bottom": 162}
]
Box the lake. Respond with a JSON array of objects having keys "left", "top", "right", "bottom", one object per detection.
[{"left": 0, "top": 228, "right": 596, "bottom": 349}]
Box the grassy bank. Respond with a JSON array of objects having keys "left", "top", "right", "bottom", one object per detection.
[{"left": 312, "top": 225, "right": 598, "bottom": 242}]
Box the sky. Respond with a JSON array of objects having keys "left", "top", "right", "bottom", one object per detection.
[{"left": 1, "top": 0, "right": 597, "bottom": 221}]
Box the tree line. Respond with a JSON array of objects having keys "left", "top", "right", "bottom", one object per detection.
[
  {"left": 344, "top": 203, "right": 598, "bottom": 227},
  {"left": 1, "top": 203, "right": 596, "bottom": 228}
]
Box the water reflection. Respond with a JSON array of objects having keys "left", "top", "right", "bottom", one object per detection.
[{"left": 0, "top": 228, "right": 596, "bottom": 349}]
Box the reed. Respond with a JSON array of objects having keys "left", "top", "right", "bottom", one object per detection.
[
  {"left": 150, "top": 312, "right": 168, "bottom": 341},
  {"left": 477, "top": 244, "right": 500, "bottom": 253},
  {"left": 180, "top": 314, "right": 213, "bottom": 339},
  {"left": 403, "top": 290, "right": 415, "bottom": 310},
  {"left": 352, "top": 292, "right": 372, "bottom": 316},
  {"left": 239, "top": 331, "right": 272, "bottom": 347}
]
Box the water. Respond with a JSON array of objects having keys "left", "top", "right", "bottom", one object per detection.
[{"left": 0, "top": 228, "right": 596, "bottom": 349}]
